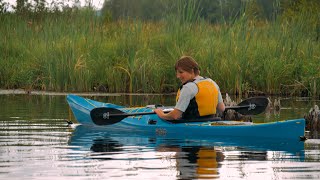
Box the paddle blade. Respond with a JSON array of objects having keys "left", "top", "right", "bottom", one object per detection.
[
  {"left": 90, "top": 107, "right": 127, "bottom": 125},
  {"left": 236, "top": 96, "right": 269, "bottom": 115}
]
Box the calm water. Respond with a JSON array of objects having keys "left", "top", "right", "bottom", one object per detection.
[{"left": 1, "top": 94, "right": 320, "bottom": 180}]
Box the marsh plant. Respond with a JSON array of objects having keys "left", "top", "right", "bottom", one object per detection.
[{"left": 0, "top": 0, "right": 319, "bottom": 97}]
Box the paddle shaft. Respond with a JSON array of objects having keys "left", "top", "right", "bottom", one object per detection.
[
  {"left": 90, "top": 96, "right": 268, "bottom": 125},
  {"left": 226, "top": 104, "right": 256, "bottom": 111},
  {"left": 102, "top": 109, "right": 172, "bottom": 119},
  {"left": 103, "top": 104, "right": 256, "bottom": 119}
]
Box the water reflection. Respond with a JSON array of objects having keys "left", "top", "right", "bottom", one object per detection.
[
  {"left": 1, "top": 94, "right": 320, "bottom": 179},
  {"left": 158, "top": 146, "right": 224, "bottom": 179},
  {"left": 91, "top": 138, "right": 124, "bottom": 153},
  {"left": 68, "top": 125, "right": 307, "bottom": 179}
]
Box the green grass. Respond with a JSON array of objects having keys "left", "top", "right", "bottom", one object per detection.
[{"left": 0, "top": 6, "right": 319, "bottom": 97}]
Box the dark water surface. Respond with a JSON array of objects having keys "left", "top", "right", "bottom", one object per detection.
[{"left": 1, "top": 94, "right": 320, "bottom": 179}]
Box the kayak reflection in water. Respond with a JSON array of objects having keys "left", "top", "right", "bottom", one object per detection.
[
  {"left": 157, "top": 145, "right": 225, "bottom": 179},
  {"left": 69, "top": 125, "right": 305, "bottom": 179},
  {"left": 89, "top": 135, "right": 225, "bottom": 178},
  {"left": 155, "top": 56, "right": 225, "bottom": 120}
]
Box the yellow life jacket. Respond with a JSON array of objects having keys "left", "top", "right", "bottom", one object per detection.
[{"left": 176, "top": 78, "right": 219, "bottom": 119}]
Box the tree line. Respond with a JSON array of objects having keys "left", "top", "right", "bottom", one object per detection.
[{"left": 1, "top": 0, "right": 319, "bottom": 24}]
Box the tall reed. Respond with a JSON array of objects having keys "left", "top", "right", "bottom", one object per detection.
[{"left": 0, "top": 3, "right": 319, "bottom": 97}]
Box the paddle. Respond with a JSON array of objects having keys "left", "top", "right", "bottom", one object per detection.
[
  {"left": 91, "top": 108, "right": 171, "bottom": 125},
  {"left": 226, "top": 96, "right": 269, "bottom": 115},
  {"left": 90, "top": 96, "right": 269, "bottom": 125}
]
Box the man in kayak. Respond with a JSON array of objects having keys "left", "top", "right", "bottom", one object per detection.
[{"left": 155, "top": 56, "right": 225, "bottom": 120}]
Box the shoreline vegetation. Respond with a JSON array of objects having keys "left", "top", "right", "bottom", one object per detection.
[{"left": 1, "top": 0, "right": 319, "bottom": 98}]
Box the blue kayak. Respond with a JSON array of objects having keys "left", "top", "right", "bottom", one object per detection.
[{"left": 66, "top": 94, "right": 305, "bottom": 140}]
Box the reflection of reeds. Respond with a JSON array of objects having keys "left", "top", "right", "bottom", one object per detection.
[{"left": 0, "top": 7, "right": 319, "bottom": 96}]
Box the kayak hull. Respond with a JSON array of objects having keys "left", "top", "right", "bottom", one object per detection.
[{"left": 66, "top": 94, "right": 305, "bottom": 140}]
